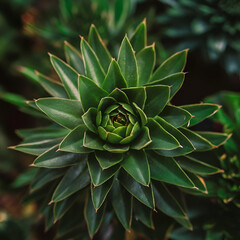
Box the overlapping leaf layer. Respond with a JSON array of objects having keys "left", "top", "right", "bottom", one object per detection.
[{"left": 12, "top": 20, "right": 230, "bottom": 238}]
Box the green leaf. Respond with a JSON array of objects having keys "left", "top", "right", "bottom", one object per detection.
[
  {"left": 11, "top": 138, "right": 62, "bottom": 155},
  {"left": 17, "top": 126, "right": 69, "bottom": 142},
  {"left": 153, "top": 182, "right": 187, "bottom": 218},
  {"left": 122, "top": 87, "right": 146, "bottom": 109},
  {"left": 35, "top": 71, "right": 68, "bottom": 98},
  {"left": 95, "top": 151, "right": 123, "bottom": 169},
  {"left": 31, "top": 168, "right": 65, "bottom": 190},
  {"left": 36, "top": 98, "right": 83, "bottom": 129},
  {"left": 33, "top": 145, "right": 87, "bottom": 168},
  {"left": 196, "top": 132, "right": 231, "bottom": 147},
  {"left": 130, "top": 19, "right": 147, "bottom": 53},
  {"left": 50, "top": 54, "right": 80, "bottom": 100},
  {"left": 64, "top": 41, "right": 85, "bottom": 74},
  {"left": 111, "top": 178, "right": 132, "bottom": 230},
  {"left": 150, "top": 49, "right": 188, "bottom": 82},
  {"left": 84, "top": 193, "right": 105, "bottom": 238},
  {"left": 102, "top": 59, "right": 127, "bottom": 93},
  {"left": 109, "top": 88, "right": 129, "bottom": 104},
  {"left": 80, "top": 38, "right": 105, "bottom": 86},
  {"left": 52, "top": 163, "right": 90, "bottom": 202},
  {"left": 103, "top": 143, "right": 129, "bottom": 153},
  {"left": 83, "top": 131, "right": 104, "bottom": 150},
  {"left": 131, "top": 126, "right": 152, "bottom": 150},
  {"left": 180, "top": 128, "right": 213, "bottom": 151},
  {"left": 119, "top": 170, "right": 155, "bottom": 209},
  {"left": 54, "top": 193, "right": 79, "bottom": 221},
  {"left": 82, "top": 107, "right": 97, "bottom": 133},
  {"left": 136, "top": 45, "right": 155, "bottom": 86},
  {"left": 122, "top": 150, "right": 150, "bottom": 186},
  {"left": 132, "top": 102, "right": 147, "bottom": 126},
  {"left": 144, "top": 85, "right": 170, "bottom": 117},
  {"left": 88, "top": 24, "right": 112, "bottom": 73},
  {"left": 59, "top": 125, "right": 91, "bottom": 153},
  {"left": 87, "top": 154, "right": 120, "bottom": 186},
  {"left": 181, "top": 104, "right": 221, "bottom": 127},
  {"left": 146, "top": 118, "right": 180, "bottom": 150},
  {"left": 118, "top": 36, "right": 138, "bottom": 87},
  {"left": 148, "top": 73, "right": 185, "bottom": 99},
  {"left": 148, "top": 151, "right": 195, "bottom": 188},
  {"left": 160, "top": 105, "right": 192, "bottom": 128},
  {"left": 154, "top": 117, "right": 195, "bottom": 157},
  {"left": 91, "top": 178, "right": 113, "bottom": 210},
  {"left": 133, "top": 199, "right": 153, "bottom": 228},
  {"left": 78, "top": 75, "right": 108, "bottom": 111},
  {"left": 176, "top": 155, "right": 222, "bottom": 175}
]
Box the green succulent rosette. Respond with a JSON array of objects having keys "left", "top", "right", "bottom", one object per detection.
[{"left": 11, "top": 20, "right": 230, "bottom": 238}]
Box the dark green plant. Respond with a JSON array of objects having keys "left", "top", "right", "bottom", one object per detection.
[
  {"left": 159, "top": 0, "right": 240, "bottom": 74},
  {"left": 10, "top": 20, "right": 229, "bottom": 239},
  {"left": 205, "top": 92, "right": 240, "bottom": 206}
]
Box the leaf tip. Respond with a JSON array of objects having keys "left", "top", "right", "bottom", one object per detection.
[
  {"left": 48, "top": 52, "right": 53, "bottom": 57},
  {"left": 48, "top": 200, "right": 54, "bottom": 205},
  {"left": 53, "top": 219, "right": 57, "bottom": 224},
  {"left": 29, "top": 163, "right": 35, "bottom": 167}
]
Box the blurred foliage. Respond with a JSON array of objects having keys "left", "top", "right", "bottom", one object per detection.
[{"left": 158, "top": 0, "right": 240, "bottom": 75}]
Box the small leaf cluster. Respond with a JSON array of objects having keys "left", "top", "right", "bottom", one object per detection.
[
  {"left": 11, "top": 20, "right": 229, "bottom": 238},
  {"left": 159, "top": 0, "right": 240, "bottom": 74}
]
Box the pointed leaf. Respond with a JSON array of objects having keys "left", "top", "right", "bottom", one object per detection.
[
  {"left": 36, "top": 98, "right": 83, "bottom": 129},
  {"left": 119, "top": 170, "right": 155, "bottom": 209},
  {"left": 81, "top": 38, "right": 105, "bottom": 86},
  {"left": 109, "top": 88, "right": 129, "bottom": 104},
  {"left": 160, "top": 105, "right": 192, "bottom": 128},
  {"left": 82, "top": 107, "right": 97, "bottom": 133},
  {"left": 118, "top": 36, "right": 138, "bottom": 87},
  {"left": 154, "top": 117, "right": 195, "bottom": 157},
  {"left": 153, "top": 182, "right": 187, "bottom": 218},
  {"left": 64, "top": 41, "right": 85, "bottom": 74},
  {"left": 102, "top": 59, "right": 127, "bottom": 93},
  {"left": 84, "top": 193, "right": 105, "bottom": 238},
  {"left": 148, "top": 73, "right": 185, "bottom": 98},
  {"left": 111, "top": 178, "right": 132, "bottom": 230},
  {"left": 196, "top": 132, "right": 231, "bottom": 147},
  {"left": 50, "top": 54, "right": 80, "bottom": 100},
  {"left": 122, "top": 150, "right": 150, "bottom": 186},
  {"left": 35, "top": 71, "right": 68, "bottom": 98},
  {"left": 146, "top": 118, "right": 180, "bottom": 150},
  {"left": 83, "top": 131, "right": 104, "bottom": 150},
  {"left": 176, "top": 155, "right": 222, "bottom": 175},
  {"left": 136, "top": 45, "right": 155, "bottom": 86},
  {"left": 147, "top": 151, "right": 195, "bottom": 188},
  {"left": 88, "top": 24, "right": 112, "bottom": 72},
  {"left": 33, "top": 145, "right": 87, "bottom": 168},
  {"left": 52, "top": 163, "right": 90, "bottom": 202},
  {"left": 88, "top": 154, "right": 119, "bottom": 186},
  {"left": 122, "top": 87, "right": 146, "bottom": 109},
  {"left": 59, "top": 125, "right": 91, "bottom": 153},
  {"left": 150, "top": 49, "right": 188, "bottom": 82},
  {"left": 133, "top": 199, "right": 153, "bottom": 228},
  {"left": 144, "top": 85, "right": 170, "bottom": 117},
  {"left": 180, "top": 128, "right": 213, "bottom": 151},
  {"left": 91, "top": 178, "right": 113, "bottom": 210},
  {"left": 130, "top": 19, "right": 147, "bottom": 53},
  {"left": 95, "top": 151, "right": 123, "bottom": 169},
  {"left": 31, "top": 168, "right": 65, "bottom": 190},
  {"left": 181, "top": 104, "right": 221, "bottom": 127},
  {"left": 131, "top": 126, "right": 152, "bottom": 150},
  {"left": 11, "top": 138, "right": 61, "bottom": 156},
  {"left": 78, "top": 75, "right": 108, "bottom": 111}
]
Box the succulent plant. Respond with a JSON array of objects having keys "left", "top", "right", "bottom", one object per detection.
[
  {"left": 158, "top": 0, "right": 240, "bottom": 74},
  {"left": 10, "top": 20, "right": 230, "bottom": 238}
]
